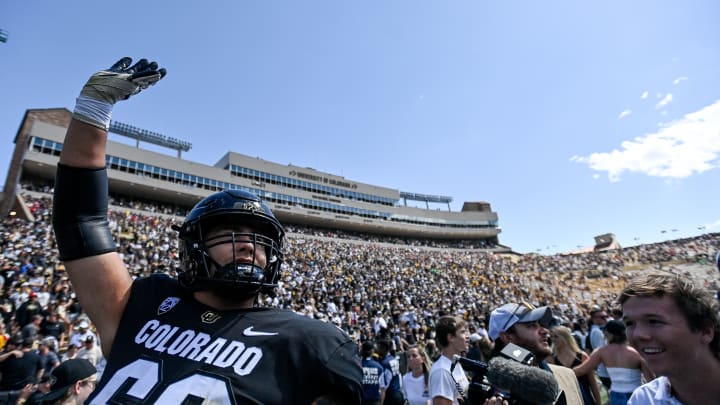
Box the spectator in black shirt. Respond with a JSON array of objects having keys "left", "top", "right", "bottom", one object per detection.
[
  {"left": 0, "top": 336, "right": 43, "bottom": 404},
  {"left": 39, "top": 312, "right": 65, "bottom": 344},
  {"left": 14, "top": 374, "right": 52, "bottom": 405},
  {"left": 15, "top": 293, "right": 42, "bottom": 330},
  {"left": 50, "top": 278, "right": 71, "bottom": 304}
]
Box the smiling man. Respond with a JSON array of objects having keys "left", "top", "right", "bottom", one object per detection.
[{"left": 621, "top": 271, "right": 720, "bottom": 405}]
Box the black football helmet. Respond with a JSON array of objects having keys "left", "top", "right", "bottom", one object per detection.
[{"left": 174, "top": 189, "right": 285, "bottom": 296}]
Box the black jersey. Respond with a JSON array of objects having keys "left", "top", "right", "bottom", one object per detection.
[{"left": 88, "top": 274, "right": 362, "bottom": 404}]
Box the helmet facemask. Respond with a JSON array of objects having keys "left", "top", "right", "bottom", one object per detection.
[
  {"left": 198, "top": 225, "right": 282, "bottom": 297},
  {"left": 175, "top": 190, "right": 285, "bottom": 300}
]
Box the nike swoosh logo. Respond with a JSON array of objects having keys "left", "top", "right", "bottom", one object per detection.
[{"left": 243, "top": 326, "right": 278, "bottom": 336}]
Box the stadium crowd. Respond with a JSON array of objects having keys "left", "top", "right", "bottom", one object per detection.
[{"left": 1, "top": 189, "right": 719, "bottom": 403}]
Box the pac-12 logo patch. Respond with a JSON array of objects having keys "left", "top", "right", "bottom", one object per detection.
[
  {"left": 201, "top": 311, "right": 221, "bottom": 324},
  {"left": 158, "top": 297, "right": 180, "bottom": 315}
]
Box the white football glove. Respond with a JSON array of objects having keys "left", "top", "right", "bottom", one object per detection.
[
  {"left": 73, "top": 57, "right": 167, "bottom": 129},
  {"left": 80, "top": 57, "right": 166, "bottom": 103}
]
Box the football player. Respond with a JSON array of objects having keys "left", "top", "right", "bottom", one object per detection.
[{"left": 52, "top": 57, "right": 362, "bottom": 404}]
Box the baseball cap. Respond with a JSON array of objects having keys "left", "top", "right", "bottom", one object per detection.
[
  {"left": 41, "top": 358, "right": 97, "bottom": 403},
  {"left": 41, "top": 337, "right": 57, "bottom": 349},
  {"left": 78, "top": 320, "right": 89, "bottom": 329},
  {"left": 488, "top": 302, "right": 553, "bottom": 340},
  {"left": 602, "top": 319, "right": 626, "bottom": 336}
]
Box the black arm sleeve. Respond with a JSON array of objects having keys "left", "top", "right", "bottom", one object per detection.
[{"left": 52, "top": 163, "right": 117, "bottom": 261}]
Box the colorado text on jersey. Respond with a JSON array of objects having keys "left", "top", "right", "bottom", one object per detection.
[{"left": 135, "top": 319, "right": 262, "bottom": 376}]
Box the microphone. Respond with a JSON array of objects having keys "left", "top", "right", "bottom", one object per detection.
[
  {"left": 486, "top": 357, "right": 560, "bottom": 405},
  {"left": 452, "top": 356, "right": 560, "bottom": 405}
]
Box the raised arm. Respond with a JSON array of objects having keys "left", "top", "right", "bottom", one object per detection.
[
  {"left": 0, "top": 349, "right": 23, "bottom": 362},
  {"left": 573, "top": 347, "right": 603, "bottom": 376},
  {"left": 52, "top": 58, "right": 166, "bottom": 357},
  {"left": 583, "top": 352, "right": 602, "bottom": 405}
]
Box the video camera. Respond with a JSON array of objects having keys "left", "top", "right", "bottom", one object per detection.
[{"left": 453, "top": 342, "right": 558, "bottom": 405}]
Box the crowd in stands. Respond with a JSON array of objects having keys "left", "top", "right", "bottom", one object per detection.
[
  {"left": 284, "top": 224, "right": 499, "bottom": 250},
  {"left": 1, "top": 189, "right": 719, "bottom": 399}
]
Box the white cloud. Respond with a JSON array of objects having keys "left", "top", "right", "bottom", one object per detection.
[
  {"left": 618, "top": 109, "right": 632, "bottom": 119},
  {"left": 705, "top": 218, "right": 720, "bottom": 230},
  {"left": 641, "top": 91, "right": 649, "bottom": 99},
  {"left": 655, "top": 94, "right": 673, "bottom": 109},
  {"left": 571, "top": 99, "right": 720, "bottom": 182},
  {"left": 673, "top": 76, "right": 688, "bottom": 85}
]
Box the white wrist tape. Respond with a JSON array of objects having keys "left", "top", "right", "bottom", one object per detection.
[{"left": 72, "top": 95, "right": 114, "bottom": 130}]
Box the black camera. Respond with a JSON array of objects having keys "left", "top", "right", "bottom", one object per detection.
[{"left": 454, "top": 343, "right": 538, "bottom": 405}]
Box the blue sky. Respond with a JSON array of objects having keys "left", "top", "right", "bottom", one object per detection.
[{"left": 1, "top": 1, "right": 719, "bottom": 255}]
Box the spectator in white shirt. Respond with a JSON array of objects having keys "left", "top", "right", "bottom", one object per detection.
[{"left": 622, "top": 271, "right": 720, "bottom": 405}]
